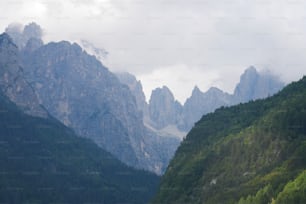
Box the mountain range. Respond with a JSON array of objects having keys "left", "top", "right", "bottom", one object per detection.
[
  {"left": 117, "top": 66, "right": 285, "bottom": 139},
  {"left": 4, "top": 22, "right": 285, "bottom": 176},
  {"left": 153, "top": 75, "right": 306, "bottom": 204},
  {"left": 4, "top": 23, "right": 179, "bottom": 175},
  {"left": 1, "top": 22, "right": 305, "bottom": 203}
]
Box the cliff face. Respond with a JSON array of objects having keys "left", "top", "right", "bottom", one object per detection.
[
  {"left": 0, "top": 33, "right": 47, "bottom": 118},
  {"left": 179, "top": 86, "right": 232, "bottom": 131},
  {"left": 11, "top": 37, "right": 177, "bottom": 174},
  {"left": 116, "top": 72, "right": 149, "bottom": 118},
  {"left": 233, "top": 66, "right": 284, "bottom": 103},
  {"left": 2, "top": 22, "right": 285, "bottom": 175},
  {"left": 5, "top": 22, "right": 43, "bottom": 50},
  {"left": 2, "top": 22, "right": 181, "bottom": 174},
  {"left": 145, "top": 67, "right": 285, "bottom": 132},
  {"left": 21, "top": 41, "right": 146, "bottom": 169},
  {"left": 115, "top": 68, "right": 285, "bottom": 169},
  {"left": 148, "top": 86, "right": 182, "bottom": 130}
]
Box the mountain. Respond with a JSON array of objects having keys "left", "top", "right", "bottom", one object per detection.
[
  {"left": 179, "top": 86, "right": 232, "bottom": 131},
  {"left": 116, "top": 72, "right": 149, "bottom": 118},
  {"left": 115, "top": 72, "right": 181, "bottom": 173},
  {"left": 115, "top": 68, "right": 284, "bottom": 169},
  {"left": 0, "top": 33, "right": 47, "bottom": 118},
  {"left": 144, "top": 67, "right": 284, "bottom": 133},
  {"left": 20, "top": 39, "right": 160, "bottom": 172},
  {"left": 5, "top": 22, "right": 43, "bottom": 50},
  {"left": 3, "top": 22, "right": 179, "bottom": 174},
  {"left": 116, "top": 73, "right": 186, "bottom": 140},
  {"left": 234, "top": 66, "right": 285, "bottom": 103},
  {"left": 79, "top": 39, "right": 108, "bottom": 62},
  {"left": 0, "top": 89, "right": 159, "bottom": 204},
  {"left": 153, "top": 76, "right": 306, "bottom": 204},
  {"left": 148, "top": 86, "right": 182, "bottom": 130}
]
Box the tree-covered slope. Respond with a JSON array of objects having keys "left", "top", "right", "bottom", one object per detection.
[
  {"left": 0, "top": 91, "right": 159, "bottom": 204},
  {"left": 153, "top": 76, "right": 306, "bottom": 204}
]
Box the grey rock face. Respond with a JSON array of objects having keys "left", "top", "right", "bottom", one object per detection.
[
  {"left": 142, "top": 128, "right": 180, "bottom": 174},
  {"left": 149, "top": 86, "right": 182, "bottom": 129},
  {"left": 116, "top": 72, "right": 149, "bottom": 118},
  {"left": 179, "top": 67, "right": 284, "bottom": 131},
  {"left": 21, "top": 41, "right": 141, "bottom": 168},
  {"left": 145, "top": 66, "right": 284, "bottom": 133},
  {"left": 2, "top": 22, "right": 285, "bottom": 175},
  {"left": 5, "top": 22, "right": 43, "bottom": 50},
  {"left": 233, "top": 66, "right": 284, "bottom": 103},
  {"left": 0, "top": 33, "right": 47, "bottom": 118},
  {"left": 116, "top": 73, "right": 181, "bottom": 174},
  {"left": 18, "top": 40, "right": 177, "bottom": 174},
  {"left": 24, "top": 38, "right": 44, "bottom": 53},
  {"left": 179, "top": 86, "right": 232, "bottom": 131}
]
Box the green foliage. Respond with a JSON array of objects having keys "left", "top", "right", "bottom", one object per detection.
[
  {"left": 0, "top": 91, "right": 160, "bottom": 204},
  {"left": 238, "top": 184, "right": 274, "bottom": 204},
  {"left": 153, "top": 76, "right": 306, "bottom": 204},
  {"left": 274, "top": 170, "right": 306, "bottom": 204}
]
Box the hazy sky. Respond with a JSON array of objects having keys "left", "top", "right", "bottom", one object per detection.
[{"left": 1, "top": 0, "right": 306, "bottom": 103}]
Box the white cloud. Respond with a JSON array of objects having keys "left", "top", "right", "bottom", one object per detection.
[
  {"left": 138, "top": 64, "right": 220, "bottom": 104},
  {"left": 1, "top": 0, "right": 306, "bottom": 101}
]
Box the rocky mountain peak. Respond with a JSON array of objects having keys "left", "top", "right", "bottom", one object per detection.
[
  {"left": 116, "top": 72, "right": 149, "bottom": 117},
  {"left": 207, "top": 86, "right": 222, "bottom": 93},
  {"left": 234, "top": 66, "right": 284, "bottom": 102},
  {"left": 0, "top": 33, "right": 47, "bottom": 118},
  {"left": 18, "top": 37, "right": 179, "bottom": 174},
  {"left": 149, "top": 86, "right": 182, "bottom": 129},
  {"left": 0, "top": 33, "right": 19, "bottom": 72},
  {"left": 23, "top": 22, "right": 43, "bottom": 40},
  {"left": 24, "top": 38, "right": 43, "bottom": 53},
  {"left": 5, "top": 22, "right": 43, "bottom": 50},
  {"left": 244, "top": 65, "right": 257, "bottom": 74},
  {"left": 0, "top": 33, "right": 15, "bottom": 47},
  {"left": 191, "top": 85, "right": 202, "bottom": 96},
  {"left": 149, "top": 86, "right": 177, "bottom": 107},
  {"left": 238, "top": 66, "right": 259, "bottom": 86}
]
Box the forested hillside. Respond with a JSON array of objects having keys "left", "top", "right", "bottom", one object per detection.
[{"left": 153, "top": 76, "right": 306, "bottom": 204}]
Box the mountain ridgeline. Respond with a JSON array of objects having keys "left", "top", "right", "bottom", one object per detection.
[
  {"left": 1, "top": 22, "right": 305, "bottom": 203},
  {"left": 4, "top": 23, "right": 180, "bottom": 175},
  {"left": 153, "top": 76, "right": 306, "bottom": 203},
  {"left": 117, "top": 67, "right": 284, "bottom": 139}
]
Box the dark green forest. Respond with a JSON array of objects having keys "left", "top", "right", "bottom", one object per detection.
[
  {"left": 0, "top": 91, "right": 159, "bottom": 204},
  {"left": 153, "top": 76, "right": 306, "bottom": 204}
]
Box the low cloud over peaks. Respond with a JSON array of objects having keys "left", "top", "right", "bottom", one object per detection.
[{"left": 5, "top": 22, "right": 43, "bottom": 49}]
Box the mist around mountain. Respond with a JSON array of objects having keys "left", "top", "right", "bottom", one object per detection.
[
  {"left": 117, "top": 66, "right": 285, "bottom": 141},
  {"left": 78, "top": 39, "right": 108, "bottom": 62},
  {"left": 2, "top": 22, "right": 180, "bottom": 175},
  {"left": 1, "top": 21, "right": 304, "bottom": 203},
  {"left": 5, "top": 22, "right": 43, "bottom": 50},
  {"left": 0, "top": 26, "right": 163, "bottom": 203},
  {"left": 153, "top": 76, "right": 306, "bottom": 204},
  {"left": 233, "top": 66, "right": 285, "bottom": 103},
  {"left": 178, "top": 66, "right": 285, "bottom": 131},
  {"left": 2, "top": 22, "right": 285, "bottom": 176}
]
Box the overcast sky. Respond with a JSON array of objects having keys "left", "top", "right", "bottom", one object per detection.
[{"left": 1, "top": 0, "right": 306, "bottom": 103}]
